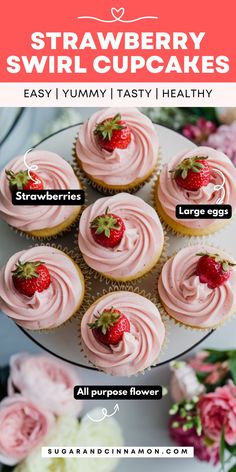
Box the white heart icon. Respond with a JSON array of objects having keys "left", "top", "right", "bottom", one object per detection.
[{"left": 111, "top": 7, "right": 125, "bottom": 20}]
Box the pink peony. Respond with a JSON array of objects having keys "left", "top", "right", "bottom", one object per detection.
[
  {"left": 8, "top": 354, "right": 83, "bottom": 417},
  {"left": 198, "top": 386, "right": 236, "bottom": 445},
  {"left": 0, "top": 395, "right": 53, "bottom": 466},
  {"left": 169, "top": 414, "right": 219, "bottom": 465},
  {"left": 182, "top": 118, "right": 216, "bottom": 144},
  {"left": 188, "top": 351, "right": 219, "bottom": 373},
  {"left": 207, "top": 122, "right": 236, "bottom": 165}
]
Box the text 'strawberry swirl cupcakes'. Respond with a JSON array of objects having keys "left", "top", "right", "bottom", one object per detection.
[
  {"left": 78, "top": 193, "right": 164, "bottom": 282},
  {"left": 80, "top": 291, "right": 165, "bottom": 376},
  {"left": 155, "top": 146, "right": 236, "bottom": 236},
  {"left": 0, "top": 246, "right": 85, "bottom": 330},
  {"left": 0, "top": 151, "right": 82, "bottom": 238},
  {"left": 75, "top": 107, "right": 159, "bottom": 193},
  {"left": 158, "top": 245, "right": 236, "bottom": 329}
]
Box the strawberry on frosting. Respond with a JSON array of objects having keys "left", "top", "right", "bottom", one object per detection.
[
  {"left": 157, "top": 146, "right": 236, "bottom": 230},
  {"left": 158, "top": 245, "right": 236, "bottom": 329},
  {"left": 90, "top": 207, "right": 125, "bottom": 248},
  {"left": 0, "top": 247, "right": 84, "bottom": 330},
  {"left": 81, "top": 291, "right": 165, "bottom": 376},
  {"left": 76, "top": 108, "right": 159, "bottom": 186},
  {"left": 78, "top": 193, "right": 164, "bottom": 281}
]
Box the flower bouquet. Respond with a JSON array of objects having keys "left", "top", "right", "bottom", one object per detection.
[
  {"left": 143, "top": 107, "right": 236, "bottom": 166},
  {"left": 169, "top": 349, "right": 236, "bottom": 471},
  {"left": 0, "top": 353, "right": 123, "bottom": 472}
]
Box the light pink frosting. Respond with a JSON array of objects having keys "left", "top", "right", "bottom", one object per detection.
[
  {"left": 157, "top": 146, "right": 236, "bottom": 228},
  {"left": 78, "top": 193, "right": 164, "bottom": 279},
  {"left": 76, "top": 107, "right": 159, "bottom": 186},
  {"left": 158, "top": 245, "right": 236, "bottom": 328},
  {"left": 0, "top": 151, "right": 81, "bottom": 232},
  {"left": 81, "top": 291, "right": 165, "bottom": 376},
  {"left": 0, "top": 246, "right": 84, "bottom": 330}
]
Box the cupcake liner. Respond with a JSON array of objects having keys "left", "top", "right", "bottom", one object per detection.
[
  {"left": 156, "top": 241, "right": 236, "bottom": 331},
  {"left": 74, "top": 223, "right": 169, "bottom": 286},
  {"left": 77, "top": 285, "right": 169, "bottom": 377},
  {"left": 72, "top": 133, "right": 162, "bottom": 195},
  {"left": 16, "top": 243, "right": 91, "bottom": 334},
  {"left": 9, "top": 211, "right": 81, "bottom": 242},
  {"left": 152, "top": 175, "right": 236, "bottom": 238}
]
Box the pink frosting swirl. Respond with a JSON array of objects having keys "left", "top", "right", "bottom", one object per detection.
[
  {"left": 157, "top": 146, "right": 236, "bottom": 228},
  {"left": 76, "top": 108, "right": 159, "bottom": 186},
  {"left": 0, "top": 151, "right": 81, "bottom": 232},
  {"left": 81, "top": 291, "right": 165, "bottom": 376},
  {"left": 0, "top": 246, "right": 84, "bottom": 330},
  {"left": 78, "top": 193, "right": 164, "bottom": 280},
  {"left": 158, "top": 245, "right": 236, "bottom": 328}
]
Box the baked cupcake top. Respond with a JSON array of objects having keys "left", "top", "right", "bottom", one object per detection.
[
  {"left": 78, "top": 193, "right": 164, "bottom": 280},
  {"left": 157, "top": 146, "right": 236, "bottom": 229},
  {"left": 0, "top": 246, "right": 84, "bottom": 330},
  {"left": 0, "top": 151, "right": 81, "bottom": 232},
  {"left": 81, "top": 291, "right": 165, "bottom": 376},
  {"left": 76, "top": 108, "right": 159, "bottom": 186},
  {"left": 158, "top": 245, "right": 236, "bottom": 328}
]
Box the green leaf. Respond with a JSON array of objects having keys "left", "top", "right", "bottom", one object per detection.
[
  {"left": 204, "top": 350, "right": 229, "bottom": 364},
  {"left": 169, "top": 403, "right": 179, "bottom": 415},
  {"left": 228, "top": 464, "right": 236, "bottom": 472},
  {"left": 227, "top": 445, "right": 236, "bottom": 456},
  {"left": 229, "top": 357, "right": 236, "bottom": 384},
  {"left": 220, "top": 430, "right": 226, "bottom": 470}
]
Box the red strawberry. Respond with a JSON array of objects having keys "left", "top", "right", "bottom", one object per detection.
[
  {"left": 12, "top": 260, "right": 51, "bottom": 297},
  {"left": 170, "top": 156, "right": 210, "bottom": 191},
  {"left": 196, "top": 253, "right": 235, "bottom": 289},
  {"left": 88, "top": 308, "right": 130, "bottom": 345},
  {"left": 6, "top": 170, "right": 44, "bottom": 191},
  {"left": 94, "top": 113, "right": 131, "bottom": 151},
  {"left": 90, "top": 207, "right": 125, "bottom": 248}
]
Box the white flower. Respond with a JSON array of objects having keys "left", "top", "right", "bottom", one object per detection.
[
  {"left": 170, "top": 361, "right": 205, "bottom": 403},
  {"left": 13, "top": 409, "right": 124, "bottom": 472}
]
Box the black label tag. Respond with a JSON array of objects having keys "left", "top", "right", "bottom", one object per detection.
[
  {"left": 12, "top": 189, "right": 85, "bottom": 205},
  {"left": 176, "top": 204, "right": 232, "bottom": 219},
  {"left": 74, "top": 385, "right": 163, "bottom": 400}
]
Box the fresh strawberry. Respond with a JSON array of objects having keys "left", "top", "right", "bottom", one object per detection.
[
  {"left": 90, "top": 207, "right": 125, "bottom": 248},
  {"left": 6, "top": 170, "right": 44, "bottom": 191},
  {"left": 196, "top": 253, "right": 235, "bottom": 289},
  {"left": 94, "top": 113, "right": 131, "bottom": 151},
  {"left": 170, "top": 156, "right": 210, "bottom": 191},
  {"left": 12, "top": 260, "right": 51, "bottom": 297},
  {"left": 88, "top": 308, "right": 130, "bottom": 345}
]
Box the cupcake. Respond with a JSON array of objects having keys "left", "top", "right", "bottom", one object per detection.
[
  {"left": 80, "top": 291, "right": 165, "bottom": 376},
  {"left": 0, "top": 150, "right": 82, "bottom": 238},
  {"left": 155, "top": 146, "right": 236, "bottom": 236},
  {"left": 158, "top": 245, "right": 236, "bottom": 329},
  {"left": 75, "top": 107, "right": 159, "bottom": 193},
  {"left": 0, "top": 246, "right": 85, "bottom": 330},
  {"left": 78, "top": 193, "right": 164, "bottom": 282}
]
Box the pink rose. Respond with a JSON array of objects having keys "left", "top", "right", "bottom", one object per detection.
[
  {"left": 198, "top": 386, "right": 236, "bottom": 445},
  {"left": 8, "top": 353, "right": 83, "bottom": 416},
  {"left": 189, "top": 351, "right": 219, "bottom": 373},
  {"left": 0, "top": 395, "right": 53, "bottom": 466}
]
